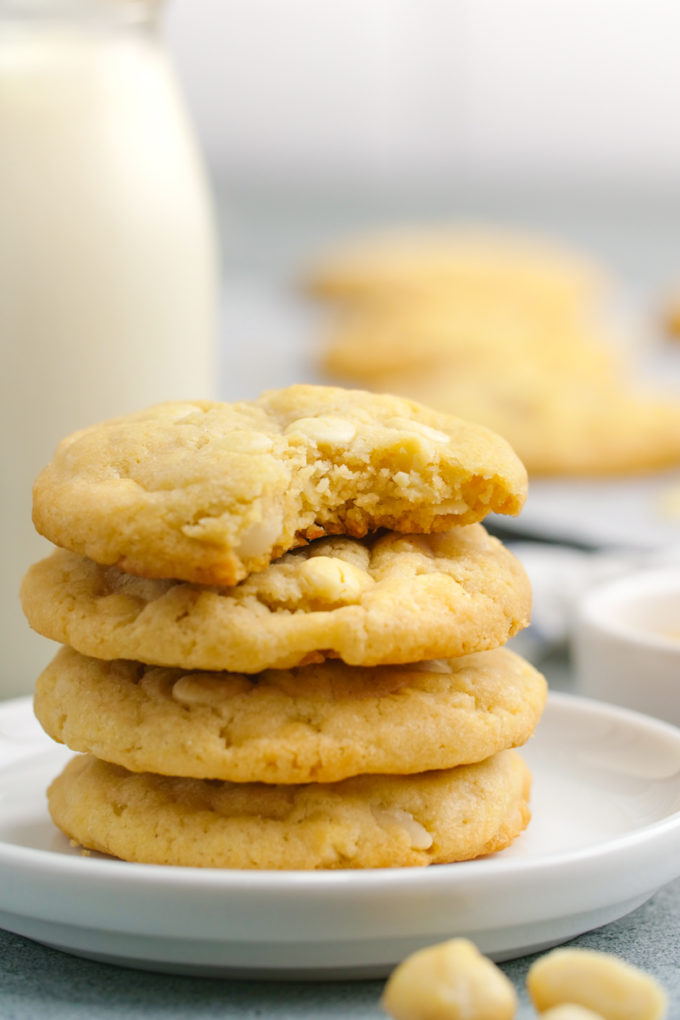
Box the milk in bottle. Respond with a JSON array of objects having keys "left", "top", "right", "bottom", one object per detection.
[{"left": 0, "top": 0, "right": 220, "bottom": 695}]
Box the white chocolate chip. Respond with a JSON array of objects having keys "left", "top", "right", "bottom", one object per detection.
[
  {"left": 381, "top": 938, "right": 517, "bottom": 1020},
  {"left": 527, "top": 948, "right": 667, "bottom": 1020},
  {"left": 182, "top": 508, "right": 282, "bottom": 554},
  {"left": 410, "top": 659, "right": 452, "bottom": 675},
  {"left": 284, "top": 415, "right": 357, "bottom": 445},
  {"left": 222, "top": 430, "right": 274, "bottom": 454},
  {"left": 299, "top": 556, "right": 373, "bottom": 603},
  {"left": 371, "top": 806, "right": 433, "bottom": 850},
  {"left": 235, "top": 512, "right": 283, "bottom": 559},
  {"left": 386, "top": 417, "right": 451, "bottom": 444}
]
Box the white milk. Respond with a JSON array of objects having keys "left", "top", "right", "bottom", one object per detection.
[{"left": 0, "top": 3, "right": 220, "bottom": 696}]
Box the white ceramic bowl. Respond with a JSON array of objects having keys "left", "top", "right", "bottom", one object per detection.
[{"left": 573, "top": 567, "right": 680, "bottom": 726}]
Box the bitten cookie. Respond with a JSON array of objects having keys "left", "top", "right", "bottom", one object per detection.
[
  {"left": 22, "top": 525, "right": 531, "bottom": 671},
  {"left": 32, "top": 385, "right": 527, "bottom": 586},
  {"left": 47, "top": 750, "right": 532, "bottom": 869},
  {"left": 34, "top": 646, "right": 547, "bottom": 783}
]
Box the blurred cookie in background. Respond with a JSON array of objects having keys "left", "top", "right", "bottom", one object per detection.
[
  {"left": 305, "top": 226, "right": 608, "bottom": 316},
  {"left": 311, "top": 226, "right": 680, "bottom": 479},
  {"left": 320, "top": 296, "right": 621, "bottom": 385},
  {"left": 375, "top": 366, "right": 680, "bottom": 478}
]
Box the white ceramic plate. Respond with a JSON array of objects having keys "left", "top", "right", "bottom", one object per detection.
[
  {"left": 1, "top": 692, "right": 680, "bottom": 979},
  {"left": 490, "top": 469, "right": 680, "bottom": 551}
]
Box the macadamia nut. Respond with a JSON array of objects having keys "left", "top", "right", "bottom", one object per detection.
[
  {"left": 527, "top": 948, "right": 667, "bottom": 1020},
  {"left": 541, "top": 1007, "right": 607, "bottom": 1020},
  {"left": 381, "top": 937, "right": 517, "bottom": 1020}
]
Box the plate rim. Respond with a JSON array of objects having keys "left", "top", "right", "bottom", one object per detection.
[
  {"left": 0, "top": 689, "right": 680, "bottom": 893},
  {"left": 2, "top": 690, "right": 680, "bottom": 967}
]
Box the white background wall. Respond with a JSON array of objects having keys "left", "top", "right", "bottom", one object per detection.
[{"left": 166, "top": 0, "right": 680, "bottom": 193}]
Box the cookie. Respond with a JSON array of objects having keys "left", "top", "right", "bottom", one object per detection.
[
  {"left": 306, "top": 227, "right": 605, "bottom": 311},
  {"left": 34, "top": 646, "right": 546, "bottom": 783},
  {"left": 380, "top": 368, "right": 680, "bottom": 477},
  {"left": 47, "top": 750, "right": 532, "bottom": 868},
  {"left": 22, "top": 525, "right": 532, "bottom": 671},
  {"left": 321, "top": 300, "right": 619, "bottom": 384},
  {"left": 32, "top": 385, "right": 527, "bottom": 586}
]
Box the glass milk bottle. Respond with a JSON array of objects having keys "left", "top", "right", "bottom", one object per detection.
[{"left": 0, "top": 0, "right": 220, "bottom": 697}]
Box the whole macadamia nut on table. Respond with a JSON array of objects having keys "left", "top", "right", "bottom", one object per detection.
[
  {"left": 527, "top": 948, "right": 667, "bottom": 1020},
  {"left": 381, "top": 937, "right": 517, "bottom": 1020}
]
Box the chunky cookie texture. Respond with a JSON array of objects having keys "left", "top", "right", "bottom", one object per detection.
[
  {"left": 22, "top": 525, "right": 531, "bottom": 671},
  {"left": 47, "top": 749, "right": 532, "bottom": 869},
  {"left": 32, "top": 385, "right": 527, "bottom": 585},
  {"left": 34, "top": 646, "right": 546, "bottom": 783}
]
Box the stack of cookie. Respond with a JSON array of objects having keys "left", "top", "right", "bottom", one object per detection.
[
  {"left": 21, "top": 384, "right": 546, "bottom": 870},
  {"left": 309, "top": 228, "right": 680, "bottom": 477}
]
